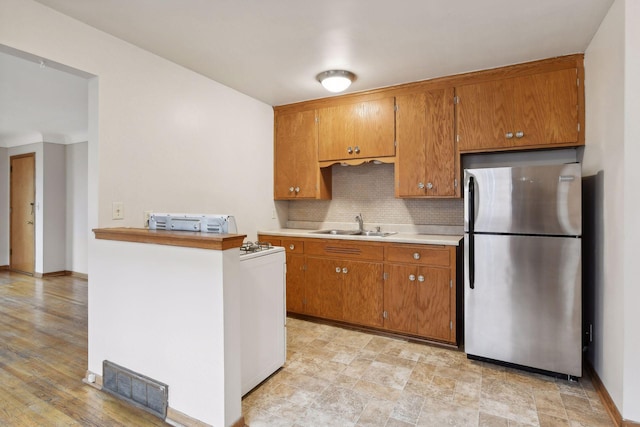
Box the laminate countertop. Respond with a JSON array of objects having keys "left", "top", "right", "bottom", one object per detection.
[{"left": 258, "top": 228, "right": 463, "bottom": 246}]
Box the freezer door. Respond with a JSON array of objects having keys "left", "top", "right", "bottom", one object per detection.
[
  {"left": 464, "top": 233, "right": 582, "bottom": 377},
  {"left": 464, "top": 163, "right": 581, "bottom": 236}
]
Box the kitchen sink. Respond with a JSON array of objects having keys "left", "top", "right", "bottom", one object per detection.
[{"left": 310, "top": 229, "right": 397, "bottom": 237}]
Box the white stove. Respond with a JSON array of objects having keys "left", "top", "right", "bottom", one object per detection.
[{"left": 239, "top": 240, "right": 281, "bottom": 259}]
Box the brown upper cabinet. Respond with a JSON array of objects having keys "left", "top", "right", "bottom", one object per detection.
[
  {"left": 317, "top": 97, "right": 396, "bottom": 162},
  {"left": 456, "top": 68, "right": 580, "bottom": 152},
  {"left": 395, "top": 88, "right": 458, "bottom": 198},
  {"left": 274, "top": 109, "right": 331, "bottom": 200}
]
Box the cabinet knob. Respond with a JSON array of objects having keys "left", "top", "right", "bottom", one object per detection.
[
  {"left": 295, "top": 186, "right": 300, "bottom": 193},
  {"left": 289, "top": 186, "right": 294, "bottom": 192},
  {"left": 413, "top": 252, "right": 421, "bottom": 260},
  {"left": 336, "top": 267, "right": 342, "bottom": 273},
  {"left": 347, "top": 146, "right": 353, "bottom": 154},
  {"left": 342, "top": 267, "right": 348, "bottom": 274},
  {"left": 426, "top": 182, "right": 433, "bottom": 190},
  {"left": 354, "top": 146, "right": 360, "bottom": 154},
  {"left": 418, "top": 275, "right": 425, "bottom": 282},
  {"left": 418, "top": 182, "right": 425, "bottom": 189},
  {"left": 515, "top": 131, "right": 524, "bottom": 138},
  {"left": 505, "top": 132, "right": 514, "bottom": 139},
  {"left": 409, "top": 274, "right": 416, "bottom": 281},
  {"left": 289, "top": 244, "right": 295, "bottom": 250}
]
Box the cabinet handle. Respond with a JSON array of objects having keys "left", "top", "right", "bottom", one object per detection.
[
  {"left": 289, "top": 244, "right": 295, "bottom": 250},
  {"left": 418, "top": 275, "right": 425, "bottom": 282},
  {"left": 336, "top": 267, "right": 341, "bottom": 273},
  {"left": 426, "top": 182, "right": 433, "bottom": 190},
  {"left": 295, "top": 186, "right": 300, "bottom": 193},
  {"left": 413, "top": 252, "right": 421, "bottom": 260},
  {"left": 342, "top": 267, "right": 348, "bottom": 274},
  {"left": 505, "top": 132, "right": 514, "bottom": 139},
  {"left": 409, "top": 274, "right": 416, "bottom": 281},
  {"left": 418, "top": 182, "right": 425, "bottom": 190},
  {"left": 354, "top": 146, "right": 360, "bottom": 154},
  {"left": 289, "top": 186, "right": 294, "bottom": 192},
  {"left": 347, "top": 146, "right": 353, "bottom": 154},
  {"left": 515, "top": 131, "right": 524, "bottom": 138}
]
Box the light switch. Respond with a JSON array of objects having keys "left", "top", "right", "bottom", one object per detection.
[{"left": 112, "top": 202, "right": 124, "bottom": 220}]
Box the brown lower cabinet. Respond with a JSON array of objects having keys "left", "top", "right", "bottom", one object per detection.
[{"left": 258, "top": 234, "right": 459, "bottom": 345}]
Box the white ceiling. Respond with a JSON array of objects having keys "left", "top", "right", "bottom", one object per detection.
[{"left": 1, "top": 0, "right": 613, "bottom": 146}]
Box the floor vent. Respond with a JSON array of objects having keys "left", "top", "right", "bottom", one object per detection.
[{"left": 102, "top": 360, "right": 168, "bottom": 419}]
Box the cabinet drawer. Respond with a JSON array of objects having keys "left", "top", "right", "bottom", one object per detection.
[
  {"left": 305, "top": 240, "right": 384, "bottom": 261},
  {"left": 282, "top": 239, "right": 305, "bottom": 254},
  {"left": 257, "top": 235, "right": 281, "bottom": 247},
  {"left": 385, "top": 244, "right": 451, "bottom": 267}
]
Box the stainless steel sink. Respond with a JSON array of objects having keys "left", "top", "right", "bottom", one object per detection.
[{"left": 310, "top": 229, "right": 397, "bottom": 237}]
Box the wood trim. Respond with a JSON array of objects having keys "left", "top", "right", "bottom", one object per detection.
[
  {"left": 274, "top": 54, "right": 584, "bottom": 113},
  {"left": 42, "top": 270, "right": 68, "bottom": 277},
  {"left": 0, "top": 265, "right": 8, "bottom": 270},
  {"left": 68, "top": 271, "right": 89, "bottom": 280},
  {"left": 585, "top": 361, "right": 640, "bottom": 427},
  {"left": 93, "top": 228, "right": 246, "bottom": 251}
]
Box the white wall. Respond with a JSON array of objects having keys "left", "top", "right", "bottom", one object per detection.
[
  {"left": 584, "top": 0, "right": 640, "bottom": 421},
  {"left": 43, "top": 142, "right": 66, "bottom": 273},
  {"left": 65, "top": 142, "right": 88, "bottom": 274},
  {"left": 622, "top": 0, "right": 640, "bottom": 420},
  {"left": 0, "top": 146, "right": 7, "bottom": 265}
]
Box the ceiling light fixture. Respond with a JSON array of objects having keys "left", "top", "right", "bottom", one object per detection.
[{"left": 316, "top": 70, "right": 356, "bottom": 93}]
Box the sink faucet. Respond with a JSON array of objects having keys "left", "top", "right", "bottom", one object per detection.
[{"left": 355, "top": 213, "right": 364, "bottom": 232}]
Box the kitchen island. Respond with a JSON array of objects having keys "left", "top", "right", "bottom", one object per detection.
[{"left": 90, "top": 228, "right": 246, "bottom": 427}]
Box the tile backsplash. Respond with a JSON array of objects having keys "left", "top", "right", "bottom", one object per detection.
[{"left": 287, "top": 163, "right": 464, "bottom": 227}]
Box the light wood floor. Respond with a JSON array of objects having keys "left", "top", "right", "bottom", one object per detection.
[{"left": 0, "top": 271, "right": 169, "bottom": 426}]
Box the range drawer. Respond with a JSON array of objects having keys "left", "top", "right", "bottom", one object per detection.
[
  {"left": 305, "top": 239, "right": 384, "bottom": 261},
  {"left": 385, "top": 244, "right": 451, "bottom": 267}
]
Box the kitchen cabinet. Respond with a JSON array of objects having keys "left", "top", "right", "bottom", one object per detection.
[
  {"left": 384, "top": 244, "right": 455, "bottom": 343},
  {"left": 395, "top": 88, "right": 458, "bottom": 198},
  {"left": 258, "top": 233, "right": 459, "bottom": 345},
  {"left": 317, "top": 97, "right": 396, "bottom": 162},
  {"left": 456, "top": 68, "right": 580, "bottom": 152},
  {"left": 274, "top": 110, "right": 331, "bottom": 200}
]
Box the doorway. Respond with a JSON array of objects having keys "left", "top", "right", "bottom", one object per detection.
[{"left": 10, "top": 153, "right": 35, "bottom": 275}]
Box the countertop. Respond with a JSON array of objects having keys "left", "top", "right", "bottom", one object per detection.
[
  {"left": 93, "top": 227, "right": 246, "bottom": 250},
  {"left": 258, "top": 228, "right": 463, "bottom": 246}
]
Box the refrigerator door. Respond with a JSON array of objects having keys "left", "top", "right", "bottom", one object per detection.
[
  {"left": 464, "top": 163, "right": 581, "bottom": 236},
  {"left": 464, "top": 233, "right": 582, "bottom": 377}
]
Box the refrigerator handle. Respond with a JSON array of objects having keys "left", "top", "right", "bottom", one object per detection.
[{"left": 468, "top": 176, "right": 475, "bottom": 289}]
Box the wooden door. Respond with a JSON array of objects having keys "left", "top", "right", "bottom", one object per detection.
[
  {"left": 383, "top": 264, "right": 417, "bottom": 334},
  {"left": 305, "top": 256, "right": 343, "bottom": 320},
  {"left": 318, "top": 98, "right": 395, "bottom": 161},
  {"left": 511, "top": 68, "right": 578, "bottom": 147},
  {"left": 10, "top": 154, "right": 35, "bottom": 275},
  {"left": 274, "top": 110, "right": 319, "bottom": 199},
  {"left": 416, "top": 267, "right": 451, "bottom": 341},
  {"left": 342, "top": 260, "right": 383, "bottom": 327},
  {"left": 286, "top": 253, "right": 306, "bottom": 314},
  {"left": 396, "top": 88, "right": 456, "bottom": 197},
  {"left": 456, "top": 78, "right": 514, "bottom": 151}
]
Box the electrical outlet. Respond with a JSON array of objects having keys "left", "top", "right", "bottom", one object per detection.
[
  {"left": 144, "top": 211, "right": 152, "bottom": 228},
  {"left": 112, "top": 202, "right": 124, "bottom": 220}
]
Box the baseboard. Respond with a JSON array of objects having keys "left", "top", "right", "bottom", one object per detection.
[
  {"left": 39, "top": 270, "right": 88, "bottom": 279},
  {"left": 586, "top": 362, "right": 640, "bottom": 427},
  {"left": 84, "top": 371, "right": 245, "bottom": 427},
  {"left": 0, "top": 265, "right": 8, "bottom": 270},
  {"left": 67, "top": 271, "right": 88, "bottom": 280},
  {"left": 42, "top": 270, "right": 68, "bottom": 277}
]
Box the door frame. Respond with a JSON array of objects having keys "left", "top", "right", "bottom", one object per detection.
[{"left": 9, "top": 152, "right": 36, "bottom": 275}]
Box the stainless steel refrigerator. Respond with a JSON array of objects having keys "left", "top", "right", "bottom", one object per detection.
[{"left": 464, "top": 163, "right": 582, "bottom": 378}]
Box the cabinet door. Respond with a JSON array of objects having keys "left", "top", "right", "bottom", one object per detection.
[
  {"left": 342, "top": 260, "right": 383, "bottom": 328},
  {"left": 511, "top": 68, "right": 578, "bottom": 146},
  {"left": 286, "top": 253, "right": 306, "bottom": 314},
  {"left": 274, "top": 110, "right": 321, "bottom": 199},
  {"left": 383, "top": 264, "right": 417, "bottom": 334},
  {"left": 396, "top": 88, "right": 456, "bottom": 197},
  {"left": 416, "top": 267, "right": 451, "bottom": 342},
  {"left": 456, "top": 78, "right": 514, "bottom": 151},
  {"left": 318, "top": 98, "right": 395, "bottom": 161},
  {"left": 305, "top": 256, "right": 343, "bottom": 320}
]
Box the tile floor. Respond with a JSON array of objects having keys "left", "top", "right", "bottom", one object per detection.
[{"left": 242, "top": 317, "right": 613, "bottom": 427}]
